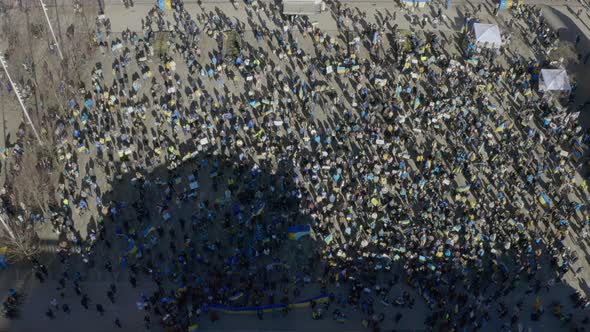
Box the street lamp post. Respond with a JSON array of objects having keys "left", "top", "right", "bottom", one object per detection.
[
  {"left": 0, "top": 55, "right": 43, "bottom": 145},
  {"left": 39, "top": 0, "right": 64, "bottom": 61}
]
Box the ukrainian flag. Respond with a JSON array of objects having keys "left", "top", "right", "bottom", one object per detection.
[
  {"left": 252, "top": 201, "right": 265, "bottom": 217},
  {"left": 188, "top": 324, "right": 199, "bottom": 332},
  {"left": 457, "top": 184, "right": 471, "bottom": 193},
  {"left": 495, "top": 122, "right": 506, "bottom": 132},
  {"left": 538, "top": 192, "right": 552, "bottom": 205},
  {"left": 413, "top": 97, "right": 421, "bottom": 110},
  {"left": 119, "top": 256, "right": 127, "bottom": 269},
  {"left": 127, "top": 240, "right": 138, "bottom": 255},
  {"left": 127, "top": 244, "right": 138, "bottom": 255},
  {"left": 288, "top": 225, "right": 311, "bottom": 240},
  {"left": 324, "top": 233, "right": 334, "bottom": 245},
  {"left": 142, "top": 224, "right": 156, "bottom": 237}
]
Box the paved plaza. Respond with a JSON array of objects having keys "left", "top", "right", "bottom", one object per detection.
[{"left": 0, "top": 0, "right": 589, "bottom": 331}]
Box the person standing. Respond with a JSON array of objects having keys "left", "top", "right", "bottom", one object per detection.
[
  {"left": 45, "top": 308, "right": 54, "bottom": 320},
  {"left": 96, "top": 303, "right": 104, "bottom": 315},
  {"left": 81, "top": 295, "right": 89, "bottom": 310}
]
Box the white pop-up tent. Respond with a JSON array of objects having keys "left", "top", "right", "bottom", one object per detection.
[
  {"left": 539, "top": 69, "right": 571, "bottom": 91},
  {"left": 282, "top": 0, "right": 323, "bottom": 14},
  {"left": 473, "top": 23, "right": 502, "bottom": 48}
]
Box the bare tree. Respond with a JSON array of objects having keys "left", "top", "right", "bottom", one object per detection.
[
  {"left": 0, "top": 214, "right": 40, "bottom": 262},
  {"left": 0, "top": 144, "right": 56, "bottom": 262},
  {"left": 9, "top": 147, "right": 56, "bottom": 218}
]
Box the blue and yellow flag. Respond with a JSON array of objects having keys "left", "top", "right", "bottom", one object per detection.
[
  {"left": 128, "top": 245, "right": 138, "bottom": 255},
  {"left": 252, "top": 201, "right": 265, "bottom": 217},
  {"left": 538, "top": 192, "right": 552, "bottom": 205},
  {"left": 413, "top": 97, "right": 421, "bottom": 110},
  {"left": 495, "top": 122, "right": 506, "bottom": 132},
  {"left": 118, "top": 256, "right": 127, "bottom": 269},
  {"left": 457, "top": 184, "right": 471, "bottom": 193},
  {"left": 288, "top": 225, "right": 311, "bottom": 240},
  {"left": 127, "top": 240, "right": 138, "bottom": 255},
  {"left": 188, "top": 324, "right": 199, "bottom": 332},
  {"left": 142, "top": 224, "right": 156, "bottom": 237},
  {"left": 324, "top": 233, "right": 334, "bottom": 245}
]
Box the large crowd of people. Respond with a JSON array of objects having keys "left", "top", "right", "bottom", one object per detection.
[{"left": 3, "top": 0, "right": 590, "bottom": 331}]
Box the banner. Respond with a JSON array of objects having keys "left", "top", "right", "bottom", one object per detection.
[{"left": 208, "top": 293, "right": 329, "bottom": 314}]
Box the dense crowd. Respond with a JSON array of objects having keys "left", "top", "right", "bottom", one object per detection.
[{"left": 3, "top": 0, "right": 590, "bottom": 331}]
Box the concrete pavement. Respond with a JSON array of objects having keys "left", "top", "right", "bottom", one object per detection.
[{"left": 0, "top": 0, "right": 590, "bottom": 331}]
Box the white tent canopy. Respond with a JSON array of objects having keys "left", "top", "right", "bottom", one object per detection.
[
  {"left": 539, "top": 69, "right": 571, "bottom": 91},
  {"left": 282, "top": 0, "right": 322, "bottom": 14},
  {"left": 473, "top": 23, "right": 502, "bottom": 48}
]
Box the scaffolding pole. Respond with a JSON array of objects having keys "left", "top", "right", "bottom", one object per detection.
[
  {"left": 40, "top": 0, "right": 64, "bottom": 60},
  {"left": 0, "top": 55, "right": 43, "bottom": 145}
]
